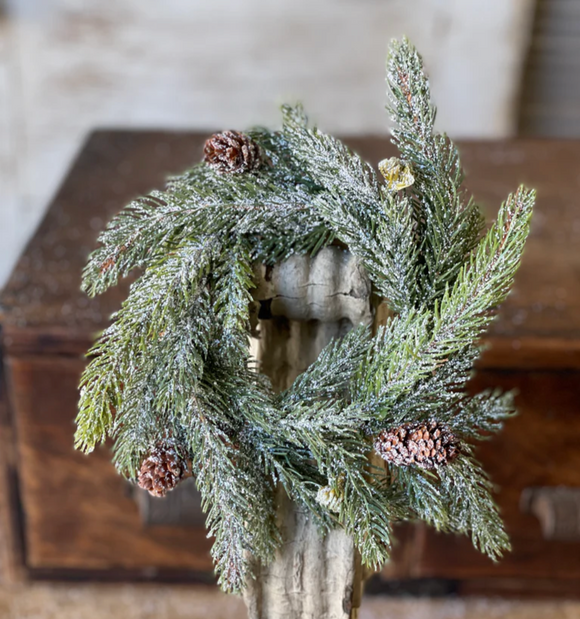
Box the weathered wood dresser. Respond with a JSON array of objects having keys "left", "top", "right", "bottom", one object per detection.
[{"left": 0, "top": 132, "right": 579, "bottom": 595}]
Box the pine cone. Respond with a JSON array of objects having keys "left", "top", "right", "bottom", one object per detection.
[
  {"left": 374, "top": 421, "right": 459, "bottom": 469},
  {"left": 204, "top": 130, "right": 262, "bottom": 174},
  {"left": 137, "top": 441, "right": 188, "bottom": 497}
]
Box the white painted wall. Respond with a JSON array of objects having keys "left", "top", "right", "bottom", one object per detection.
[{"left": 0, "top": 0, "right": 535, "bottom": 287}]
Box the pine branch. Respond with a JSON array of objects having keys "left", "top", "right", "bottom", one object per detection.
[
  {"left": 394, "top": 466, "right": 448, "bottom": 529},
  {"left": 82, "top": 191, "right": 211, "bottom": 297},
  {"left": 338, "top": 463, "right": 398, "bottom": 569},
  {"left": 76, "top": 240, "right": 215, "bottom": 455},
  {"left": 280, "top": 324, "right": 371, "bottom": 407},
  {"left": 449, "top": 390, "right": 517, "bottom": 440},
  {"left": 275, "top": 401, "right": 404, "bottom": 567},
  {"left": 281, "top": 105, "right": 420, "bottom": 313},
  {"left": 434, "top": 186, "right": 535, "bottom": 348},
  {"left": 197, "top": 357, "right": 333, "bottom": 526},
  {"left": 439, "top": 450, "right": 511, "bottom": 560},
  {"left": 376, "top": 345, "right": 479, "bottom": 430},
  {"left": 82, "top": 141, "right": 330, "bottom": 298},
  {"left": 387, "top": 37, "right": 485, "bottom": 305},
  {"left": 212, "top": 241, "right": 255, "bottom": 358},
  {"left": 188, "top": 398, "right": 279, "bottom": 593},
  {"left": 355, "top": 186, "right": 534, "bottom": 420}
]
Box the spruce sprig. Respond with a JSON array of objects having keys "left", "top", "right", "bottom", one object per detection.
[{"left": 387, "top": 37, "right": 485, "bottom": 306}]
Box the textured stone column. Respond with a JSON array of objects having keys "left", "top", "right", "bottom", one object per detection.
[{"left": 244, "top": 246, "right": 372, "bottom": 619}]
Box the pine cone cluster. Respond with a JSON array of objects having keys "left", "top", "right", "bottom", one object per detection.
[
  {"left": 137, "top": 441, "right": 188, "bottom": 497},
  {"left": 204, "top": 130, "right": 262, "bottom": 174},
  {"left": 374, "top": 420, "right": 459, "bottom": 469}
]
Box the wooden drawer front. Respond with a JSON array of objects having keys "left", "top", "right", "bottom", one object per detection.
[
  {"left": 6, "top": 355, "right": 213, "bottom": 573},
  {"left": 407, "top": 370, "right": 580, "bottom": 581}
]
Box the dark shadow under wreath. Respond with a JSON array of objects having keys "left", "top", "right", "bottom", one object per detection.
[{"left": 75, "top": 38, "right": 535, "bottom": 592}]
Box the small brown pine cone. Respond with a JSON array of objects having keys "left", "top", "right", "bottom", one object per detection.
[
  {"left": 374, "top": 420, "right": 459, "bottom": 470},
  {"left": 203, "top": 130, "right": 262, "bottom": 174},
  {"left": 137, "top": 441, "right": 188, "bottom": 497}
]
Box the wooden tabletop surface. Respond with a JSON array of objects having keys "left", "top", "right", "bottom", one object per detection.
[{"left": 1, "top": 131, "right": 579, "bottom": 368}]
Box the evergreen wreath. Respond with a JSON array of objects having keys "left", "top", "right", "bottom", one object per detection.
[{"left": 75, "top": 38, "right": 535, "bottom": 593}]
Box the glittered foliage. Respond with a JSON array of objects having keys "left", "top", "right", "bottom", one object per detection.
[{"left": 76, "top": 37, "right": 534, "bottom": 592}]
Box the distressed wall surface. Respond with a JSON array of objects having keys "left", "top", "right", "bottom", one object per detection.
[{"left": 0, "top": 0, "right": 535, "bottom": 287}]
